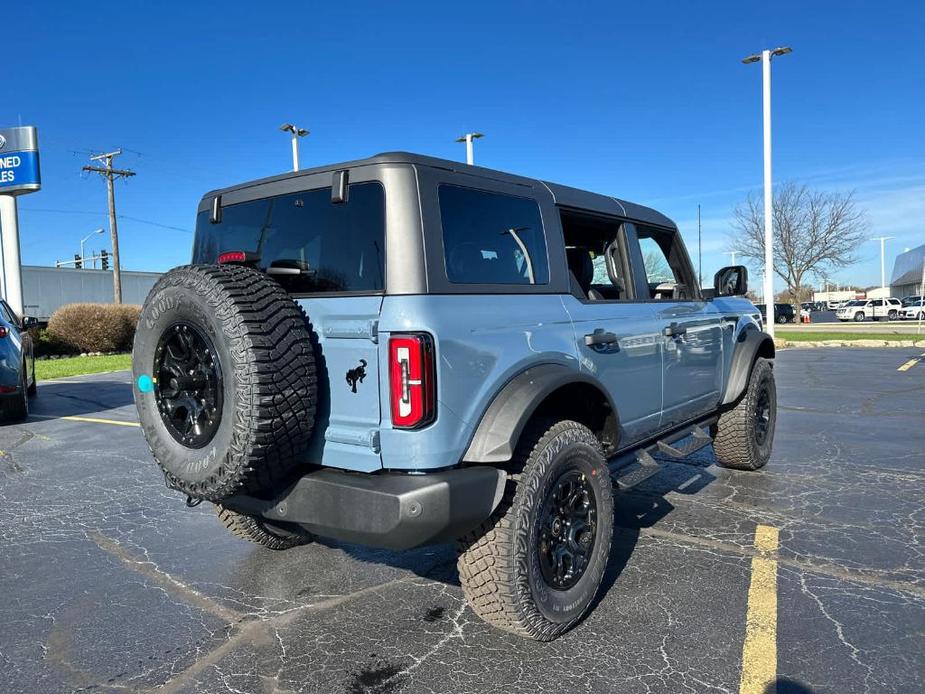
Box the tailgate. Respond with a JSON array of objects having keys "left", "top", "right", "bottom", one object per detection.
[{"left": 299, "top": 296, "right": 384, "bottom": 472}]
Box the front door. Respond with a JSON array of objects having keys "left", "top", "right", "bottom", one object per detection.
[{"left": 630, "top": 226, "right": 724, "bottom": 427}]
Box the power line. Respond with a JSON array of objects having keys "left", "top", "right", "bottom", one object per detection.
[
  {"left": 18, "top": 206, "right": 192, "bottom": 232},
  {"left": 83, "top": 149, "right": 135, "bottom": 303}
]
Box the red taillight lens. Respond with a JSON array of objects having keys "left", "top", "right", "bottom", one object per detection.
[
  {"left": 389, "top": 334, "right": 435, "bottom": 429},
  {"left": 217, "top": 251, "right": 247, "bottom": 265},
  {"left": 0, "top": 326, "right": 7, "bottom": 338}
]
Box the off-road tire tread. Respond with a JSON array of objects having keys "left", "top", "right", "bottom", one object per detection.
[
  {"left": 137, "top": 264, "right": 317, "bottom": 501},
  {"left": 712, "top": 357, "right": 774, "bottom": 471},
  {"left": 456, "top": 419, "right": 612, "bottom": 641},
  {"left": 215, "top": 505, "right": 313, "bottom": 550}
]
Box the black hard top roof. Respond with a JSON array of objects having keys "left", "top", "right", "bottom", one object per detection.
[{"left": 202, "top": 151, "right": 676, "bottom": 229}]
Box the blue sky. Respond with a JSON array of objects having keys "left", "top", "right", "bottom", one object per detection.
[{"left": 8, "top": 1, "right": 924, "bottom": 291}]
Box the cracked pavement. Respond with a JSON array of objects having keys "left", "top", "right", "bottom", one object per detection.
[{"left": 0, "top": 348, "right": 922, "bottom": 693}]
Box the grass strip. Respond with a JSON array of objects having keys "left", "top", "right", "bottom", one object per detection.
[{"left": 36, "top": 353, "right": 132, "bottom": 380}]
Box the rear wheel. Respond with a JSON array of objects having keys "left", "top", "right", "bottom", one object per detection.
[
  {"left": 712, "top": 357, "right": 776, "bottom": 471},
  {"left": 456, "top": 420, "right": 613, "bottom": 641},
  {"left": 888, "top": 309, "right": 898, "bottom": 321},
  {"left": 215, "top": 505, "right": 314, "bottom": 550}
]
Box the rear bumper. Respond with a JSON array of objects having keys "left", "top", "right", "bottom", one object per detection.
[{"left": 222, "top": 466, "right": 507, "bottom": 550}]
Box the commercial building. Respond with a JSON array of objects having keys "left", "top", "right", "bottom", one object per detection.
[
  {"left": 890, "top": 244, "right": 925, "bottom": 298},
  {"left": 21, "top": 265, "right": 161, "bottom": 320}
]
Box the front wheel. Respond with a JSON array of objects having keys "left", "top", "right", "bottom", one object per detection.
[
  {"left": 712, "top": 357, "right": 776, "bottom": 471},
  {"left": 854, "top": 312, "right": 866, "bottom": 322},
  {"left": 456, "top": 420, "right": 613, "bottom": 641}
]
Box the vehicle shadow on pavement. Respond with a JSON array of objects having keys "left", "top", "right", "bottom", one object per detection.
[
  {"left": 328, "top": 441, "right": 724, "bottom": 612},
  {"left": 29, "top": 379, "right": 136, "bottom": 418}
]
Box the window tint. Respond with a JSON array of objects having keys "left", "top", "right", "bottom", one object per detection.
[
  {"left": 0, "top": 302, "right": 12, "bottom": 324},
  {"left": 192, "top": 182, "right": 385, "bottom": 293},
  {"left": 439, "top": 185, "right": 548, "bottom": 285}
]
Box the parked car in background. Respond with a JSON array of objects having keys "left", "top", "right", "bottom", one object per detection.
[
  {"left": 0, "top": 300, "right": 37, "bottom": 421},
  {"left": 836, "top": 298, "right": 903, "bottom": 321},
  {"left": 755, "top": 303, "right": 796, "bottom": 324},
  {"left": 901, "top": 297, "right": 925, "bottom": 320}
]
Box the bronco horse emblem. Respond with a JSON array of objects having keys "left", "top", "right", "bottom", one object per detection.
[{"left": 345, "top": 359, "right": 368, "bottom": 393}]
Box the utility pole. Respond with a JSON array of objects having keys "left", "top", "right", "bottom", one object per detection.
[
  {"left": 871, "top": 236, "right": 893, "bottom": 290},
  {"left": 83, "top": 150, "right": 135, "bottom": 303}
]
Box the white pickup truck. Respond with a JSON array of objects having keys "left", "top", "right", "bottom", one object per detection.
[{"left": 836, "top": 298, "right": 903, "bottom": 322}]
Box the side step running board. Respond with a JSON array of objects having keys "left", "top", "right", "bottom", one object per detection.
[
  {"left": 655, "top": 426, "right": 712, "bottom": 459},
  {"left": 609, "top": 424, "right": 714, "bottom": 491}
]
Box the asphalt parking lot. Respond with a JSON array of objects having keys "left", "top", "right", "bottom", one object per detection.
[{"left": 1, "top": 348, "right": 923, "bottom": 694}]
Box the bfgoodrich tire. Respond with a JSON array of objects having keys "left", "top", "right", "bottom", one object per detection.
[
  {"left": 215, "top": 504, "right": 314, "bottom": 550},
  {"left": 456, "top": 420, "right": 614, "bottom": 641},
  {"left": 133, "top": 264, "right": 317, "bottom": 501},
  {"left": 712, "top": 357, "right": 776, "bottom": 471}
]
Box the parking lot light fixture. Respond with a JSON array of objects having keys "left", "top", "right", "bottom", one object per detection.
[
  {"left": 742, "top": 46, "right": 792, "bottom": 337},
  {"left": 279, "top": 123, "right": 309, "bottom": 172},
  {"left": 455, "top": 132, "right": 484, "bottom": 166},
  {"left": 871, "top": 236, "right": 894, "bottom": 290}
]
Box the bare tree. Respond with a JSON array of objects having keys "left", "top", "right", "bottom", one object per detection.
[{"left": 730, "top": 183, "right": 868, "bottom": 312}]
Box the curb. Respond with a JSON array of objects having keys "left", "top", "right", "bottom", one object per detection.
[{"left": 774, "top": 338, "right": 925, "bottom": 349}]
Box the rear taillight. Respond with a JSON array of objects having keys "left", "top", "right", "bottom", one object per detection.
[
  {"left": 389, "top": 334, "right": 435, "bottom": 429},
  {"left": 0, "top": 326, "right": 7, "bottom": 338}
]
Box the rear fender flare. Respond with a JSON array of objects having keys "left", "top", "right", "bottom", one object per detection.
[
  {"left": 721, "top": 328, "right": 775, "bottom": 406},
  {"left": 462, "top": 364, "right": 617, "bottom": 463}
]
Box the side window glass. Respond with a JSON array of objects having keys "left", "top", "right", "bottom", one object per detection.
[
  {"left": 0, "top": 303, "right": 12, "bottom": 324},
  {"left": 872, "top": 299, "right": 883, "bottom": 307},
  {"left": 636, "top": 234, "right": 678, "bottom": 300},
  {"left": 439, "top": 185, "right": 549, "bottom": 285}
]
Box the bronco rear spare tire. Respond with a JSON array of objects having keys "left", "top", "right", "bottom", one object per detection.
[{"left": 133, "top": 264, "right": 317, "bottom": 501}]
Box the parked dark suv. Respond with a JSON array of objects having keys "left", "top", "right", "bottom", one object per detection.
[
  {"left": 755, "top": 303, "right": 796, "bottom": 324},
  {"left": 133, "top": 152, "right": 777, "bottom": 640}
]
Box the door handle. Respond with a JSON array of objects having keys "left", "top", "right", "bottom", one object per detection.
[
  {"left": 584, "top": 329, "right": 619, "bottom": 347},
  {"left": 663, "top": 323, "right": 687, "bottom": 338}
]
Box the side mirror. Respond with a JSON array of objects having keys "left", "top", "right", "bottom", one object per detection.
[
  {"left": 23, "top": 316, "right": 39, "bottom": 329},
  {"left": 714, "top": 265, "right": 748, "bottom": 297}
]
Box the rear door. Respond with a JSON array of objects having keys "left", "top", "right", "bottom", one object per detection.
[{"left": 192, "top": 168, "right": 387, "bottom": 472}]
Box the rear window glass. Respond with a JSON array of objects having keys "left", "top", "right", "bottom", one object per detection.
[
  {"left": 192, "top": 182, "right": 385, "bottom": 293},
  {"left": 438, "top": 185, "right": 548, "bottom": 285}
]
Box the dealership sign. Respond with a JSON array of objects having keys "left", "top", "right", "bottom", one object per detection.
[{"left": 0, "top": 126, "right": 41, "bottom": 195}]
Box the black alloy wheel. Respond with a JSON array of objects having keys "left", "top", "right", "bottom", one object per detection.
[
  {"left": 753, "top": 385, "right": 772, "bottom": 447},
  {"left": 153, "top": 323, "right": 223, "bottom": 448},
  {"left": 537, "top": 468, "right": 598, "bottom": 590}
]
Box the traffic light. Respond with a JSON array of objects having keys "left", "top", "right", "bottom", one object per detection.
[
  {"left": 74, "top": 253, "right": 82, "bottom": 269},
  {"left": 101, "top": 249, "right": 109, "bottom": 270}
]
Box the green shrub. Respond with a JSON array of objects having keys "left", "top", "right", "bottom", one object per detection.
[
  {"left": 28, "top": 327, "right": 76, "bottom": 358},
  {"left": 46, "top": 303, "right": 142, "bottom": 354}
]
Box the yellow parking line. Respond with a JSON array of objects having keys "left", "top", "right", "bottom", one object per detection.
[
  {"left": 739, "top": 524, "right": 780, "bottom": 694},
  {"left": 30, "top": 413, "right": 140, "bottom": 427},
  {"left": 897, "top": 353, "right": 925, "bottom": 372}
]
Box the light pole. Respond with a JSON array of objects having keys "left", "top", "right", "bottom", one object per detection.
[
  {"left": 80, "top": 228, "right": 104, "bottom": 268},
  {"left": 455, "top": 132, "right": 484, "bottom": 165},
  {"left": 743, "top": 46, "right": 792, "bottom": 337},
  {"left": 871, "top": 236, "right": 893, "bottom": 291},
  {"left": 279, "top": 123, "right": 309, "bottom": 172}
]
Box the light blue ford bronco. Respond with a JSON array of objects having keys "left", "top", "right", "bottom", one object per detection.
[{"left": 133, "top": 152, "right": 776, "bottom": 640}]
